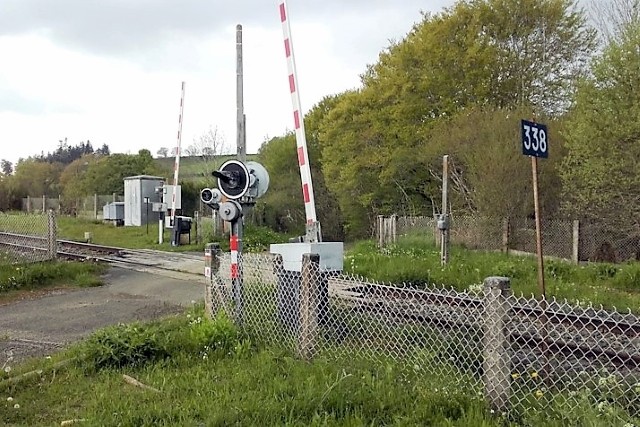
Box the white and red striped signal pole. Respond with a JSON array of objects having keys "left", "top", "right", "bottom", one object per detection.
[
  {"left": 170, "top": 81, "right": 186, "bottom": 245},
  {"left": 278, "top": 0, "right": 321, "bottom": 242}
]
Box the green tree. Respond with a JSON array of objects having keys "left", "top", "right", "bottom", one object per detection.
[
  {"left": 560, "top": 12, "right": 640, "bottom": 227},
  {"left": 1, "top": 160, "right": 13, "bottom": 176},
  {"left": 425, "top": 106, "right": 567, "bottom": 218},
  {"left": 317, "top": 0, "right": 595, "bottom": 237},
  {"left": 13, "top": 159, "right": 63, "bottom": 197}
]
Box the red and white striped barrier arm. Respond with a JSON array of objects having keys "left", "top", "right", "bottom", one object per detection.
[{"left": 278, "top": 1, "right": 318, "bottom": 225}]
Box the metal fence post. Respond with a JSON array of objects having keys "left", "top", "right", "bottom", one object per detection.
[
  {"left": 483, "top": 276, "right": 511, "bottom": 413},
  {"left": 204, "top": 243, "right": 222, "bottom": 319},
  {"left": 194, "top": 211, "right": 201, "bottom": 244},
  {"left": 572, "top": 220, "right": 580, "bottom": 264},
  {"left": 47, "top": 209, "right": 57, "bottom": 260},
  {"left": 299, "top": 253, "right": 320, "bottom": 360}
]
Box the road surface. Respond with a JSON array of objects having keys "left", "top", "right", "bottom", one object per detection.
[{"left": 0, "top": 266, "right": 204, "bottom": 365}]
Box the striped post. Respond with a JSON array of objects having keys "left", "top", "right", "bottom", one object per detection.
[
  {"left": 171, "top": 81, "right": 186, "bottom": 228},
  {"left": 230, "top": 234, "right": 239, "bottom": 279},
  {"left": 277, "top": 1, "right": 319, "bottom": 235},
  {"left": 230, "top": 223, "right": 244, "bottom": 324}
]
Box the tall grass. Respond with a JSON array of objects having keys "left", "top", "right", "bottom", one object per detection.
[
  {"left": 0, "top": 260, "right": 105, "bottom": 295},
  {"left": 345, "top": 236, "right": 640, "bottom": 311}
]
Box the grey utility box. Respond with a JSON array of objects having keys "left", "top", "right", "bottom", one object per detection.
[
  {"left": 270, "top": 242, "right": 344, "bottom": 335},
  {"left": 103, "top": 202, "right": 125, "bottom": 225},
  {"left": 124, "top": 175, "right": 164, "bottom": 226}
]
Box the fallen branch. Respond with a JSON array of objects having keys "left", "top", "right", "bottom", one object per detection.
[
  {"left": 0, "top": 358, "right": 74, "bottom": 391},
  {"left": 122, "top": 374, "right": 161, "bottom": 393}
]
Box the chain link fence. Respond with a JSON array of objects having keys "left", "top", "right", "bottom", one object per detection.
[
  {"left": 382, "top": 215, "right": 640, "bottom": 263},
  {"left": 204, "top": 250, "right": 639, "bottom": 424},
  {"left": 0, "top": 211, "right": 57, "bottom": 264},
  {"left": 22, "top": 194, "right": 124, "bottom": 220}
]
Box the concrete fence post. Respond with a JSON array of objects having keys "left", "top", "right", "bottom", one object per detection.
[
  {"left": 502, "top": 217, "right": 510, "bottom": 254},
  {"left": 572, "top": 220, "right": 580, "bottom": 264},
  {"left": 94, "top": 194, "right": 98, "bottom": 219},
  {"left": 391, "top": 214, "right": 398, "bottom": 244},
  {"left": 47, "top": 209, "right": 57, "bottom": 260},
  {"left": 377, "top": 215, "right": 384, "bottom": 248},
  {"left": 42, "top": 195, "right": 47, "bottom": 213},
  {"left": 27, "top": 196, "right": 31, "bottom": 214},
  {"left": 483, "top": 276, "right": 512, "bottom": 413},
  {"left": 298, "top": 253, "right": 320, "bottom": 360}
]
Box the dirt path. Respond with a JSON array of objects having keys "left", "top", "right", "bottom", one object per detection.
[{"left": 0, "top": 267, "right": 204, "bottom": 365}]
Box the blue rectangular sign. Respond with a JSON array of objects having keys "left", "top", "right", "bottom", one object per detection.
[{"left": 521, "top": 120, "right": 548, "bottom": 158}]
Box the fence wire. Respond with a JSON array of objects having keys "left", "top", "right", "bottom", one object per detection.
[
  {"left": 0, "top": 211, "right": 57, "bottom": 264},
  {"left": 207, "top": 252, "right": 639, "bottom": 424},
  {"left": 385, "top": 216, "right": 640, "bottom": 263}
]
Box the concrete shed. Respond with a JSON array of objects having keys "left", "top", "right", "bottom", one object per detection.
[{"left": 124, "top": 175, "right": 164, "bottom": 226}]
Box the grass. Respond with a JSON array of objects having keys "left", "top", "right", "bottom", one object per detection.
[
  {"left": 345, "top": 235, "right": 640, "bottom": 312},
  {"left": 0, "top": 260, "right": 106, "bottom": 303},
  {"left": 1, "top": 308, "right": 636, "bottom": 426}
]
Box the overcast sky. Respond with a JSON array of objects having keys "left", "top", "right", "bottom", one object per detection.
[{"left": 0, "top": 0, "right": 458, "bottom": 167}]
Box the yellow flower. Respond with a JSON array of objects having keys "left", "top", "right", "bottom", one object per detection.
[
  {"left": 534, "top": 390, "right": 543, "bottom": 399},
  {"left": 530, "top": 371, "right": 539, "bottom": 379},
  {"left": 511, "top": 373, "right": 520, "bottom": 379}
]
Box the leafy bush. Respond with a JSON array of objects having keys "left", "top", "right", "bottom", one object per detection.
[
  {"left": 80, "top": 310, "right": 247, "bottom": 372},
  {"left": 212, "top": 225, "right": 290, "bottom": 253},
  {"left": 82, "top": 323, "right": 171, "bottom": 371}
]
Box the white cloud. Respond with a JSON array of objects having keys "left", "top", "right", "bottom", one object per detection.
[{"left": 0, "top": 0, "right": 452, "bottom": 166}]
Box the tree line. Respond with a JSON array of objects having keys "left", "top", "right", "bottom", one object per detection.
[
  {"left": 256, "top": 0, "right": 640, "bottom": 240},
  {"left": 0, "top": 141, "right": 169, "bottom": 212}
]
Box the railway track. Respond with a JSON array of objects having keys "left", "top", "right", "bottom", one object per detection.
[
  {"left": 0, "top": 232, "right": 203, "bottom": 280},
  {"left": 0, "top": 231, "right": 124, "bottom": 260}
]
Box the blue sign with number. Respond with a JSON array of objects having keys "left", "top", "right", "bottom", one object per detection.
[{"left": 521, "top": 120, "right": 548, "bottom": 158}]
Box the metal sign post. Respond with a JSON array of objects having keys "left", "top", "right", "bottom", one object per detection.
[
  {"left": 440, "top": 155, "right": 450, "bottom": 265},
  {"left": 521, "top": 119, "right": 548, "bottom": 299}
]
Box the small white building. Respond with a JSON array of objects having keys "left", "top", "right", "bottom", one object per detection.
[{"left": 124, "top": 175, "right": 164, "bottom": 226}]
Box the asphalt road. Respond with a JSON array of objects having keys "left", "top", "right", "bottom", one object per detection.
[{"left": 0, "top": 267, "right": 204, "bottom": 365}]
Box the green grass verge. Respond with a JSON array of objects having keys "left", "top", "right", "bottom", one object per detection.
[
  {"left": 1, "top": 308, "right": 635, "bottom": 426},
  {"left": 0, "top": 260, "right": 106, "bottom": 297},
  {"left": 345, "top": 236, "right": 640, "bottom": 312}
]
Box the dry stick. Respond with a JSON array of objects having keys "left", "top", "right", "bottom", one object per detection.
[
  {"left": 122, "top": 374, "right": 161, "bottom": 393},
  {"left": 0, "top": 358, "right": 74, "bottom": 391},
  {"left": 60, "top": 419, "right": 87, "bottom": 426}
]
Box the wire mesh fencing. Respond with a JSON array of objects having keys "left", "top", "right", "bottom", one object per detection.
[
  {"left": 0, "top": 211, "right": 57, "bottom": 264},
  {"left": 206, "top": 250, "right": 639, "bottom": 424},
  {"left": 381, "top": 215, "right": 640, "bottom": 263}
]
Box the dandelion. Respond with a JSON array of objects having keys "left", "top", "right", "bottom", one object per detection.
[
  {"left": 511, "top": 373, "right": 520, "bottom": 380},
  {"left": 530, "top": 371, "right": 538, "bottom": 379},
  {"left": 45, "top": 356, "right": 51, "bottom": 360},
  {"left": 3, "top": 366, "right": 11, "bottom": 374},
  {"left": 7, "top": 397, "right": 13, "bottom": 402},
  {"left": 13, "top": 403, "right": 19, "bottom": 409},
  {"left": 534, "top": 390, "right": 543, "bottom": 399}
]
